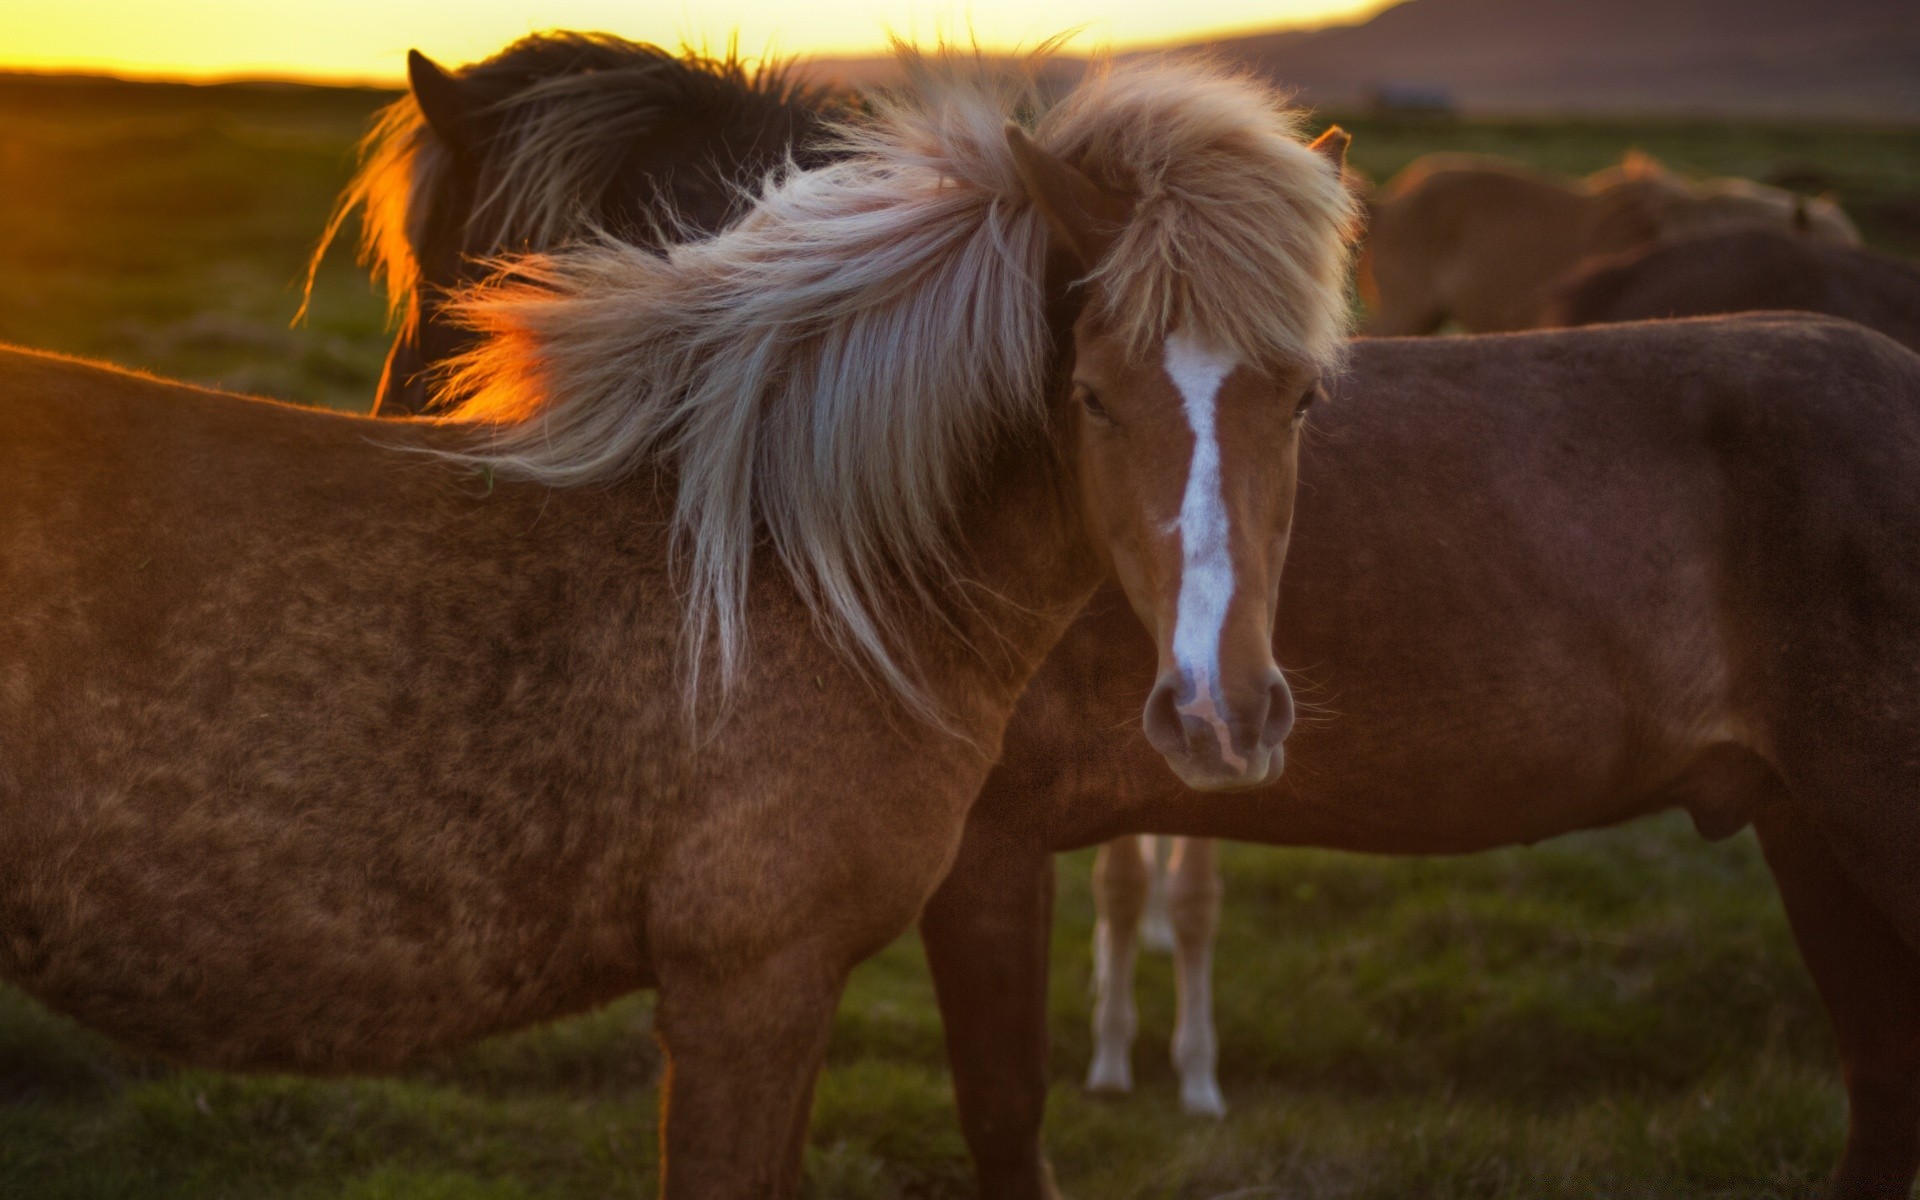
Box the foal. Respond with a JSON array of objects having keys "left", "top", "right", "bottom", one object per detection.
[{"left": 0, "top": 52, "right": 1358, "bottom": 1198}]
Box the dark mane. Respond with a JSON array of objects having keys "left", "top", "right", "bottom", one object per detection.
[
  {"left": 303, "top": 31, "right": 847, "bottom": 414},
  {"left": 453, "top": 34, "right": 845, "bottom": 252}
]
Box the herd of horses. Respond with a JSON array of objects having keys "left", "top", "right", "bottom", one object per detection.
[{"left": 5, "top": 33, "right": 1920, "bottom": 1200}]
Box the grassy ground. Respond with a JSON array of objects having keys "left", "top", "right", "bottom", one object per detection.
[{"left": 3, "top": 71, "right": 1918, "bottom": 1199}]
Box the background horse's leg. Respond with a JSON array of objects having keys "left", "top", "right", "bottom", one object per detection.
[
  {"left": 1756, "top": 803, "right": 1920, "bottom": 1200},
  {"left": 921, "top": 816, "right": 1061, "bottom": 1200},
  {"left": 1140, "top": 836, "right": 1176, "bottom": 952},
  {"left": 1087, "top": 836, "right": 1151, "bottom": 1093},
  {"left": 1167, "top": 836, "right": 1226, "bottom": 1116},
  {"left": 652, "top": 947, "right": 847, "bottom": 1200}
]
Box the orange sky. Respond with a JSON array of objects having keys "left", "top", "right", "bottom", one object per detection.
[{"left": 1, "top": 0, "right": 1391, "bottom": 84}]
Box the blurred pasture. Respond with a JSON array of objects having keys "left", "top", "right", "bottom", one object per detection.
[{"left": 3, "top": 71, "right": 1920, "bottom": 1199}]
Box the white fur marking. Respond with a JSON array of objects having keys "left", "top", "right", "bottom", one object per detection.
[{"left": 1164, "top": 328, "right": 1244, "bottom": 770}]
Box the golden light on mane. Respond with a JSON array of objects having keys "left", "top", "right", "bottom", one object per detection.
[
  {"left": 301, "top": 93, "right": 442, "bottom": 324},
  {"left": 299, "top": 34, "right": 826, "bottom": 326},
  {"left": 436, "top": 44, "right": 1359, "bottom": 722}
]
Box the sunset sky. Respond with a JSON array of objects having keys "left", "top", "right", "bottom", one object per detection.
[{"left": 1, "top": 0, "right": 1390, "bottom": 83}]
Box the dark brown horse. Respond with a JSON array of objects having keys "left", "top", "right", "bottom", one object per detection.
[
  {"left": 918, "top": 317, "right": 1920, "bottom": 1200},
  {"left": 306, "top": 33, "right": 842, "bottom": 416},
  {"left": 0, "top": 53, "right": 1359, "bottom": 1198},
  {"left": 1547, "top": 225, "right": 1920, "bottom": 354}
]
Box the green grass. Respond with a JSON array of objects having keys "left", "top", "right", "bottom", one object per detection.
[
  {"left": 4, "top": 71, "right": 1918, "bottom": 1197},
  {"left": 0, "top": 75, "right": 394, "bottom": 411},
  {"left": 0, "top": 820, "right": 1853, "bottom": 1198}
]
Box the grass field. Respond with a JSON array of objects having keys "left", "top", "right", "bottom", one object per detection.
[{"left": 3, "top": 70, "right": 1920, "bottom": 1199}]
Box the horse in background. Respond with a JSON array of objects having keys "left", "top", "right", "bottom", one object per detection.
[
  {"left": 1359, "top": 149, "right": 1858, "bottom": 335},
  {"left": 921, "top": 316, "right": 1920, "bottom": 1200},
  {"left": 1546, "top": 224, "right": 1920, "bottom": 353},
  {"left": 910, "top": 311, "right": 1920, "bottom": 1198},
  {"left": 0, "top": 51, "right": 1360, "bottom": 1198},
  {"left": 304, "top": 32, "right": 843, "bottom": 415}
]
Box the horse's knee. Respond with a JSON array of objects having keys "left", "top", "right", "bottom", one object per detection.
[
  {"left": 1093, "top": 836, "right": 1152, "bottom": 925},
  {"left": 1166, "top": 839, "right": 1221, "bottom": 944}
]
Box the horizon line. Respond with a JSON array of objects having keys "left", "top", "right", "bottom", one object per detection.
[{"left": 0, "top": 7, "right": 1385, "bottom": 91}]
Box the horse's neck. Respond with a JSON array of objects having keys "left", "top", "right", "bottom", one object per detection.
[{"left": 923, "top": 424, "right": 1106, "bottom": 743}]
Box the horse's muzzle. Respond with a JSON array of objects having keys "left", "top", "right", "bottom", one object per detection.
[{"left": 1143, "top": 667, "right": 1293, "bottom": 791}]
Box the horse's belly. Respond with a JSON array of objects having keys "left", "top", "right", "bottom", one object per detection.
[{"left": 0, "top": 786, "right": 654, "bottom": 1073}]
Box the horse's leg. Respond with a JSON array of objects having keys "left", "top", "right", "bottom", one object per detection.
[
  {"left": 920, "top": 817, "right": 1061, "bottom": 1200},
  {"left": 1140, "top": 836, "right": 1176, "bottom": 952},
  {"left": 1166, "top": 836, "right": 1225, "bottom": 1117},
  {"left": 1087, "top": 835, "right": 1150, "bottom": 1093},
  {"left": 1755, "top": 801, "right": 1920, "bottom": 1200},
  {"left": 652, "top": 948, "right": 847, "bottom": 1200}
]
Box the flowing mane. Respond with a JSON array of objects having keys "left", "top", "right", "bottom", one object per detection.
[
  {"left": 303, "top": 33, "right": 836, "bottom": 321},
  {"left": 438, "top": 47, "right": 1360, "bottom": 720}
]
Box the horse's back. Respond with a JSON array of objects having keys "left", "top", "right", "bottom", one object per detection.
[
  {"left": 1056, "top": 317, "right": 1920, "bottom": 851},
  {"left": 1549, "top": 229, "right": 1920, "bottom": 355}
]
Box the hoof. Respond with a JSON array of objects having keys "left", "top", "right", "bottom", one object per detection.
[
  {"left": 1179, "top": 1075, "right": 1227, "bottom": 1117},
  {"left": 1085, "top": 1051, "right": 1133, "bottom": 1093}
]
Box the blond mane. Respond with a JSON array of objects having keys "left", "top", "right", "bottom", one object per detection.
[{"left": 438, "top": 47, "right": 1359, "bottom": 722}]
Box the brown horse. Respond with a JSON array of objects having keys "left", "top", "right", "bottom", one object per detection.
[
  {"left": 305, "top": 33, "right": 844, "bottom": 416},
  {"left": 1360, "top": 151, "right": 1860, "bottom": 335},
  {"left": 1547, "top": 225, "right": 1920, "bottom": 353},
  {"left": 0, "top": 51, "right": 1358, "bottom": 1198},
  {"left": 917, "top": 316, "right": 1920, "bottom": 1200}
]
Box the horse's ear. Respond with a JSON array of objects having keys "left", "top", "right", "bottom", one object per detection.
[
  {"left": 1792, "top": 196, "right": 1813, "bottom": 235},
  {"left": 1005, "top": 123, "right": 1131, "bottom": 272},
  {"left": 1620, "top": 148, "right": 1665, "bottom": 180},
  {"left": 1308, "top": 126, "right": 1351, "bottom": 172},
  {"left": 408, "top": 50, "right": 482, "bottom": 155}
]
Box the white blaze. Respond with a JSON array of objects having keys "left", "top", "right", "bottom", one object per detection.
[{"left": 1163, "top": 328, "right": 1244, "bottom": 770}]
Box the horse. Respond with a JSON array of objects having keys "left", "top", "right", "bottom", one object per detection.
[
  {"left": 916, "top": 315, "right": 1920, "bottom": 1200},
  {"left": 304, "top": 32, "right": 844, "bottom": 416},
  {"left": 1096, "top": 179, "right": 1885, "bottom": 1123},
  {"left": 1359, "top": 150, "right": 1860, "bottom": 336},
  {"left": 318, "top": 36, "right": 1240, "bottom": 1121},
  {"left": 0, "top": 50, "right": 1360, "bottom": 1198},
  {"left": 1546, "top": 224, "right": 1920, "bottom": 354}
]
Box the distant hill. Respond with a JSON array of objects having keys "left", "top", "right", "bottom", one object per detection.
[
  {"left": 801, "top": 0, "right": 1920, "bottom": 121},
  {"left": 1195, "top": 0, "right": 1920, "bottom": 119}
]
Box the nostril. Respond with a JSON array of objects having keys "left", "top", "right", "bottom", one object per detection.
[
  {"left": 1262, "top": 672, "right": 1295, "bottom": 747},
  {"left": 1143, "top": 678, "right": 1185, "bottom": 756}
]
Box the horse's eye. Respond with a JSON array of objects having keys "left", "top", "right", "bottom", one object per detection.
[
  {"left": 1075, "top": 383, "right": 1111, "bottom": 424},
  {"left": 1294, "top": 384, "right": 1322, "bottom": 421}
]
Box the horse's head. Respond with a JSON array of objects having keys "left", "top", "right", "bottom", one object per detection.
[
  {"left": 1007, "top": 122, "right": 1352, "bottom": 791},
  {"left": 372, "top": 39, "right": 836, "bottom": 415}
]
